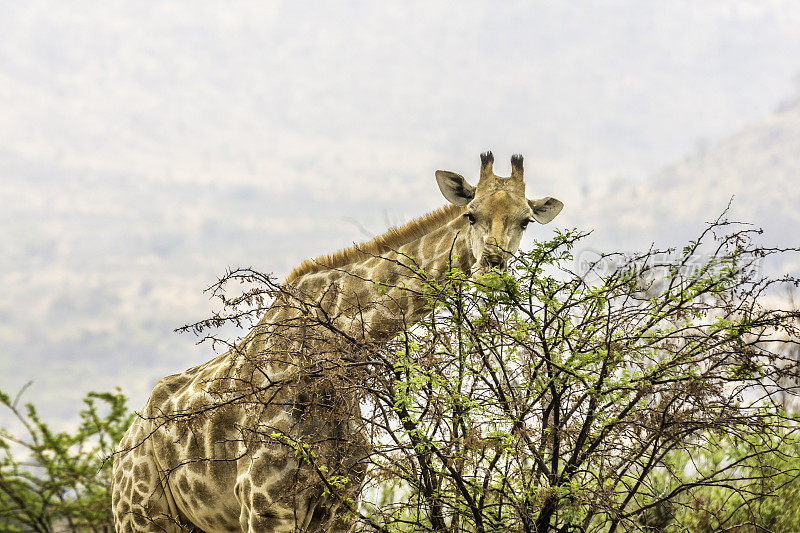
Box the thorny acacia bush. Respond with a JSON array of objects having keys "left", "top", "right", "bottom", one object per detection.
[{"left": 177, "top": 217, "right": 800, "bottom": 533}]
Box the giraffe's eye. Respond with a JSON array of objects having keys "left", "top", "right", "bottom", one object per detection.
[
  {"left": 465, "top": 213, "right": 476, "bottom": 225},
  {"left": 521, "top": 219, "right": 530, "bottom": 230}
]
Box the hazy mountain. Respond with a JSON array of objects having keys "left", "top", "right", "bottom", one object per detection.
[{"left": 569, "top": 98, "right": 800, "bottom": 275}]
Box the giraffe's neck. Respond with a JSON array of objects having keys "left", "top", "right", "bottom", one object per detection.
[
  {"left": 354, "top": 212, "right": 475, "bottom": 342},
  {"left": 218, "top": 209, "right": 474, "bottom": 465},
  {"left": 263, "top": 209, "right": 475, "bottom": 348}
]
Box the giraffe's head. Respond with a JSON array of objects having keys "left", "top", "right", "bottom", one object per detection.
[{"left": 436, "top": 151, "right": 563, "bottom": 273}]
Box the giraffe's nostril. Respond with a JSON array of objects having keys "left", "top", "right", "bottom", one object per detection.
[{"left": 484, "top": 254, "right": 505, "bottom": 269}]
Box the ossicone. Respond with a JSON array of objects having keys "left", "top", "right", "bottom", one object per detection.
[
  {"left": 479, "top": 150, "right": 494, "bottom": 180},
  {"left": 510, "top": 153, "right": 524, "bottom": 181}
]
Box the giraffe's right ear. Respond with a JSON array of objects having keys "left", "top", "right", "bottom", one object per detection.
[{"left": 436, "top": 170, "right": 476, "bottom": 206}]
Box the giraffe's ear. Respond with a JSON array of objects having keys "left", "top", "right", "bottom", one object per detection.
[
  {"left": 436, "top": 170, "right": 475, "bottom": 206},
  {"left": 528, "top": 197, "right": 564, "bottom": 224}
]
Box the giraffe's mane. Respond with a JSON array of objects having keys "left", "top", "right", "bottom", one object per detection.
[{"left": 284, "top": 203, "right": 464, "bottom": 284}]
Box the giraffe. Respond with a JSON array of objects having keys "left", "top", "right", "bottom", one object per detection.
[{"left": 111, "top": 151, "right": 563, "bottom": 533}]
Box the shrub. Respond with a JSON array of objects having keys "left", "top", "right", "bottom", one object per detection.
[{"left": 0, "top": 387, "right": 132, "bottom": 532}]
